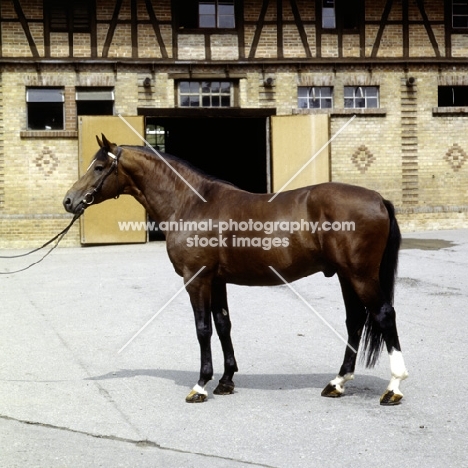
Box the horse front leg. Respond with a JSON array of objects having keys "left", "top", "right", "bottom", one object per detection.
[
  {"left": 211, "top": 280, "right": 238, "bottom": 396},
  {"left": 185, "top": 277, "right": 213, "bottom": 403}
]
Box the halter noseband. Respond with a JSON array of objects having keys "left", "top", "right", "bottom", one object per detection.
[{"left": 82, "top": 148, "right": 122, "bottom": 206}]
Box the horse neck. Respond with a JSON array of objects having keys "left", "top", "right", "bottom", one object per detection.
[{"left": 119, "top": 148, "right": 212, "bottom": 222}]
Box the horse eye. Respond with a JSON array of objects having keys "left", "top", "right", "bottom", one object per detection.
[{"left": 95, "top": 165, "right": 104, "bottom": 173}]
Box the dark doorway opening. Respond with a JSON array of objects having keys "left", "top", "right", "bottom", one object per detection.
[
  {"left": 140, "top": 109, "right": 274, "bottom": 240},
  {"left": 145, "top": 116, "right": 268, "bottom": 193}
]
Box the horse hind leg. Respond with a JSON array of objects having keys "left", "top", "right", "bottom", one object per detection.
[
  {"left": 350, "top": 279, "right": 409, "bottom": 405},
  {"left": 370, "top": 303, "right": 409, "bottom": 406},
  {"left": 322, "top": 276, "right": 366, "bottom": 398},
  {"left": 211, "top": 280, "right": 238, "bottom": 396}
]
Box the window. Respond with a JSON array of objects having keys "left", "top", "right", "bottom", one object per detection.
[
  {"left": 199, "top": 1, "right": 235, "bottom": 28},
  {"left": 322, "top": 0, "right": 336, "bottom": 29},
  {"left": 453, "top": 1, "right": 468, "bottom": 28},
  {"left": 46, "top": 0, "right": 92, "bottom": 33},
  {"left": 179, "top": 81, "right": 233, "bottom": 107},
  {"left": 76, "top": 87, "right": 114, "bottom": 116},
  {"left": 298, "top": 87, "right": 333, "bottom": 109},
  {"left": 344, "top": 86, "right": 379, "bottom": 109},
  {"left": 26, "top": 88, "right": 64, "bottom": 130},
  {"left": 177, "top": 1, "right": 235, "bottom": 29},
  {"left": 438, "top": 86, "right": 468, "bottom": 106}
]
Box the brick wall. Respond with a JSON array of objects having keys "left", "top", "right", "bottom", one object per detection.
[{"left": 0, "top": 0, "right": 467, "bottom": 249}]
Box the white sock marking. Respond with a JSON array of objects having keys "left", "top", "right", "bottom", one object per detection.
[
  {"left": 192, "top": 384, "right": 208, "bottom": 396},
  {"left": 329, "top": 373, "right": 354, "bottom": 394},
  {"left": 387, "top": 349, "right": 409, "bottom": 394}
]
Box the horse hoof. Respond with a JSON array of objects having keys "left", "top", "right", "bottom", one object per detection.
[
  {"left": 185, "top": 390, "right": 208, "bottom": 403},
  {"left": 213, "top": 382, "right": 235, "bottom": 395},
  {"left": 380, "top": 390, "right": 403, "bottom": 406},
  {"left": 321, "top": 383, "right": 343, "bottom": 398}
]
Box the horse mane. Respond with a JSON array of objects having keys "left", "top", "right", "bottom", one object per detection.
[{"left": 121, "top": 145, "right": 237, "bottom": 188}]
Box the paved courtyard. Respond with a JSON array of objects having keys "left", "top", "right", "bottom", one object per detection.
[{"left": 1, "top": 229, "right": 467, "bottom": 467}]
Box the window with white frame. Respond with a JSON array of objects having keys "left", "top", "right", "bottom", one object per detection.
[
  {"left": 178, "top": 81, "right": 233, "bottom": 107},
  {"left": 344, "top": 86, "right": 379, "bottom": 109},
  {"left": 298, "top": 86, "right": 333, "bottom": 109},
  {"left": 26, "top": 88, "right": 64, "bottom": 130},
  {"left": 452, "top": 1, "right": 468, "bottom": 28}
]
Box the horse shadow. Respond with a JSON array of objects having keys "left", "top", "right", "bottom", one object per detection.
[{"left": 86, "top": 368, "right": 388, "bottom": 398}]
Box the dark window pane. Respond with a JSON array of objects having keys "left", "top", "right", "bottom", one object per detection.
[
  {"left": 221, "top": 96, "right": 230, "bottom": 107},
  {"left": 212, "top": 96, "right": 220, "bottom": 107},
  {"left": 218, "top": 15, "right": 235, "bottom": 28},
  {"left": 179, "top": 81, "right": 190, "bottom": 93},
  {"left": 453, "top": 5, "right": 468, "bottom": 15},
  {"left": 77, "top": 101, "right": 113, "bottom": 116},
  {"left": 199, "top": 3, "right": 216, "bottom": 14},
  {"left": 202, "top": 96, "right": 211, "bottom": 106},
  {"left": 453, "top": 16, "right": 468, "bottom": 27},
  {"left": 219, "top": 3, "right": 234, "bottom": 14},
  {"left": 200, "top": 15, "right": 216, "bottom": 27},
  {"left": 355, "top": 98, "right": 365, "bottom": 108},
  {"left": 367, "top": 98, "right": 378, "bottom": 108},
  {"left": 310, "top": 99, "right": 320, "bottom": 108},
  {"left": 190, "top": 96, "right": 200, "bottom": 107},
  {"left": 220, "top": 82, "right": 231, "bottom": 93},
  {"left": 28, "top": 102, "right": 64, "bottom": 129}
]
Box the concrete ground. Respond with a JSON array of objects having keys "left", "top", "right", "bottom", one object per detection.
[{"left": 0, "top": 229, "right": 467, "bottom": 467}]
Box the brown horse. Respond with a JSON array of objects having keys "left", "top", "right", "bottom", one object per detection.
[{"left": 63, "top": 134, "right": 408, "bottom": 405}]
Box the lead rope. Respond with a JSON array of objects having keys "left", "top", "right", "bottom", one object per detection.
[
  {"left": 0, "top": 213, "right": 81, "bottom": 274},
  {"left": 1, "top": 150, "right": 119, "bottom": 275}
]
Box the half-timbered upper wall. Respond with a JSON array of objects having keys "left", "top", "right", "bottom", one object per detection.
[{"left": 0, "top": 0, "right": 466, "bottom": 61}]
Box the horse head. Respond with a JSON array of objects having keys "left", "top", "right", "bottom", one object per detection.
[{"left": 63, "top": 134, "right": 123, "bottom": 215}]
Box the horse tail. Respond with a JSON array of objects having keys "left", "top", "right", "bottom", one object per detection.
[{"left": 362, "top": 199, "right": 401, "bottom": 368}]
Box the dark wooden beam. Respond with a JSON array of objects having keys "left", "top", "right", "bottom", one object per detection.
[
  {"left": 277, "top": 0, "right": 283, "bottom": 58},
  {"left": 12, "top": 0, "right": 39, "bottom": 58},
  {"left": 144, "top": 0, "right": 168, "bottom": 59},
  {"left": 131, "top": 0, "right": 138, "bottom": 58},
  {"left": 102, "top": 0, "right": 123, "bottom": 58},
  {"left": 371, "top": 0, "right": 394, "bottom": 58},
  {"left": 416, "top": 0, "right": 441, "bottom": 58},
  {"left": 249, "top": 0, "right": 270, "bottom": 59},
  {"left": 403, "top": 0, "right": 409, "bottom": 58},
  {"left": 289, "top": 0, "right": 312, "bottom": 58}
]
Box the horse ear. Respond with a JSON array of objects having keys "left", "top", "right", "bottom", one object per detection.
[
  {"left": 101, "top": 133, "right": 114, "bottom": 150},
  {"left": 96, "top": 135, "right": 104, "bottom": 148}
]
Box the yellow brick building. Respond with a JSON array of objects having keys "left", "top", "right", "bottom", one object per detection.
[{"left": 0, "top": 0, "right": 467, "bottom": 247}]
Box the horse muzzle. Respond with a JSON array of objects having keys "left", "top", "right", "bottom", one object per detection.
[{"left": 63, "top": 192, "right": 87, "bottom": 215}]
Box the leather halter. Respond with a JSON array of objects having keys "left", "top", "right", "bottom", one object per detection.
[{"left": 82, "top": 148, "right": 122, "bottom": 206}]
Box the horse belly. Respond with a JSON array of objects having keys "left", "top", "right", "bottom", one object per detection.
[{"left": 218, "top": 246, "right": 322, "bottom": 286}]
